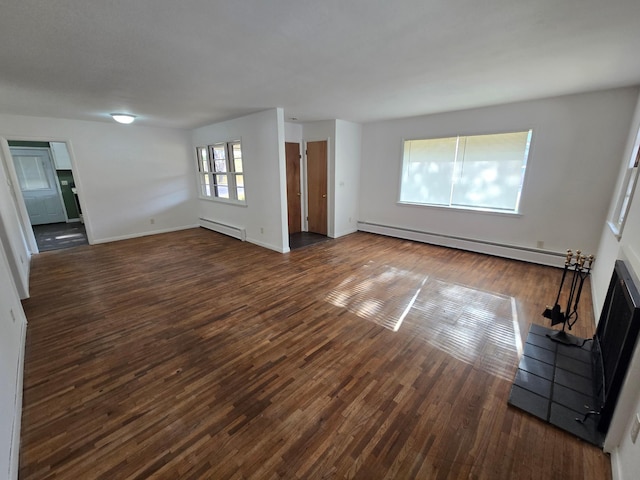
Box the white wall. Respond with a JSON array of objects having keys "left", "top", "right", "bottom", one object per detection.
[
  {"left": 0, "top": 114, "right": 198, "bottom": 246},
  {"left": 302, "top": 121, "right": 335, "bottom": 236},
  {"left": 302, "top": 120, "right": 362, "bottom": 239},
  {"left": 359, "top": 88, "right": 638, "bottom": 265},
  {"left": 593, "top": 95, "right": 640, "bottom": 316},
  {"left": 595, "top": 91, "right": 640, "bottom": 480},
  {"left": 284, "top": 122, "right": 304, "bottom": 233},
  {"left": 0, "top": 142, "right": 31, "bottom": 298},
  {"left": 334, "top": 119, "right": 362, "bottom": 238},
  {"left": 302, "top": 121, "right": 334, "bottom": 145},
  {"left": 193, "top": 108, "right": 289, "bottom": 253},
  {"left": 0, "top": 233, "right": 28, "bottom": 480},
  {"left": 284, "top": 122, "right": 302, "bottom": 144}
]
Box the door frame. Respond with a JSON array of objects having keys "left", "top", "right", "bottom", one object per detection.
[
  {"left": 303, "top": 137, "right": 331, "bottom": 236},
  {"left": 0, "top": 137, "right": 91, "bottom": 254},
  {"left": 285, "top": 142, "right": 304, "bottom": 235}
]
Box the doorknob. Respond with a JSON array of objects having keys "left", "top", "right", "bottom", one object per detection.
[
  {"left": 322, "top": 194, "right": 326, "bottom": 198},
  {"left": 297, "top": 192, "right": 301, "bottom": 196}
]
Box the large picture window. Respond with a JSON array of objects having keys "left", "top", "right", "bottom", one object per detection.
[
  {"left": 196, "top": 140, "right": 245, "bottom": 203},
  {"left": 399, "top": 130, "right": 532, "bottom": 213}
]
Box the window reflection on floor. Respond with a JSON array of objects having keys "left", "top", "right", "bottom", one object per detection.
[
  {"left": 326, "top": 263, "right": 523, "bottom": 381},
  {"left": 32, "top": 222, "right": 88, "bottom": 251},
  {"left": 325, "top": 262, "right": 427, "bottom": 331}
]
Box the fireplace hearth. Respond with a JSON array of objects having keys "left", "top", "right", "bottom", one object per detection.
[{"left": 509, "top": 260, "right": 640, "bottom": 446}]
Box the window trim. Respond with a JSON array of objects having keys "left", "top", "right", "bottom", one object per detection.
[
  {"left": 397, "top": 129, "right": 533, "bottom": 214},
  {"left": 608, "top": 130, "right": 640, "bottom": 239},
  {"left": 396, "top": 198, "right": 524, "bottom": 217},
  {"left": 196, "top": 139, "right": 247, "bottom": 205}
]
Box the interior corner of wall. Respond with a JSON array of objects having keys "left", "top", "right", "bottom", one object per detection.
[
  {"left": 608, "top": 446, "right": 622, "bottom": 480},
  {"left": 622, "top": 245, "right": 640, "bottom": 278}
]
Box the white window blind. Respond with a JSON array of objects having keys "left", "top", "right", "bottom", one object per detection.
[{"left": 400, "top": 130, "right": 532, "bottom": 213}]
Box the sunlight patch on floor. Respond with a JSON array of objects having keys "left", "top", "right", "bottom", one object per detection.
[
  {"left": 54, "top": 233, "right": 84, "bottom": 240},
  {"left": 325, "top": 262, "right": 427, "bottom": 331},
  {"left": 404, "top": 279, "right": 519, "bottom": 380},
  {"left": 326, "top": 264, "right": 521, "bottom": 381}
]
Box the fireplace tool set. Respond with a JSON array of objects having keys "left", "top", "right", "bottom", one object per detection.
[{"left": 543, "top": 249, "right": 595, "bottom": 346}]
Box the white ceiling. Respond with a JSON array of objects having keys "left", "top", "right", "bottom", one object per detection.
[{"left": 1, "top": 0, "right": 639, "bottom": 129}]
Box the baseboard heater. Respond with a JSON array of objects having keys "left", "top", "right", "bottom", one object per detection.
[
  {"left": 199, "top": 218, "right": 246, "bottom": 241},
  {"left": 357, "top": 221, "right": 565, "bottom": 267}
]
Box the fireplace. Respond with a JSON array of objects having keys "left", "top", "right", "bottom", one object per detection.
[
  {"left": 593, "top": 260, "right": 640, "bottom": 433},
  {"left": 508, "top": 259, "right": 640, "bottom": 446}
]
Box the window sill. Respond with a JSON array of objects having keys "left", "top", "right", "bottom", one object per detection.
[
  {"left": 397, "top": 201, "right": 523, "bottom": 218},
  {"left": 607, "top": 221, "right": 623, "bottom": 240},
  {"left": 199, "top": 196, "right": 247, "bottom": 207}
]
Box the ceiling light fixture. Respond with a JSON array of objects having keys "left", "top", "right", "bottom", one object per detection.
[{"left": 110, "top": 113, "right": 137, "bottom": 124}]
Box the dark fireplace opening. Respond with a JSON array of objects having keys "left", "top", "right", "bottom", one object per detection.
[
  {"left": 593, "top": 259, "right": 640, "bottom": 433},
  {"left": 508, "top": 259, "right": 640, "bottom": 446}
]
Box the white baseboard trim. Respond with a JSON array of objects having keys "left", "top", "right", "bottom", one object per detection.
[
  {"left": 199, "top": 218, "right": 246, "bottom": 241},
  {"left": 92, "top": 224, "right": 199, "bottom": 245},
  {"left": 610, "top": 448, "right": 622, "bottom": 480},
  {"left": 357, "top": 221, "right": 566, "bottom": 267},
  {"left": 332, "top": 227, "right": 358, "bottom": 239},
  {"left": 247, "top": 237, "right": 289, "bottom": 254},
  {"left": 10, "top": 320, "right": 27, "bottom": 480}
]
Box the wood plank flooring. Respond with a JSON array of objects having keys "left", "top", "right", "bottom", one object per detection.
[{"left": 19, "top": 228, "right": 610, "bottom": 479}]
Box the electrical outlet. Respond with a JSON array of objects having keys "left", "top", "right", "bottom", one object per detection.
[
  {"left": 631, "top": 413, "right": 640, "bottom": 444},
  {"left": 10, "top": 309, "right": 16, "bottom": 323},
  {"left": 536, "top": 240, "right": 544, "bottom": 249},
  {"left": 260, "top": 227, "right": 264, "bottom": 234},
  {"left": 150, "top": 218, "right": 155, "bottom": 225}
]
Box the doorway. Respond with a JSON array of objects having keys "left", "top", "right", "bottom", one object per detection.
[
  {"left": 285, "top": 142, "right": 302, "bottom": 235},
  {"left": 8, "top": 142, "right": 87, "bottom": 252},
  {"left": 286, "top": 139, "right": 330, "bottom": 250},
  {"left": 306, "top": 140, "right": 328, "bottom": 236}
]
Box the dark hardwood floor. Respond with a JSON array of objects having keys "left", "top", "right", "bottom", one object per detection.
[
  {"left": 31, "top": 222, "right": 88, "bottom": 252},
  {"left": 289, "top": 231, "right": 330, "bottom": 250},
  {"left": 19, "top": 228, "right": 610, "bottom": 479}
]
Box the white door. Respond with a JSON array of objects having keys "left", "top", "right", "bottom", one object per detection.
[{"left": 11, "top": 148, "right": 66, "bottom": 225}]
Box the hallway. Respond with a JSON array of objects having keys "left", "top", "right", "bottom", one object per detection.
[{"left": 31, "top": 222, "right": 88, "bottom": 252}]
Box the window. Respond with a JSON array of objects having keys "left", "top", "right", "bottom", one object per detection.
[
  {"left": 196, "top": 140, "right": 245, "bottom": 203},
  {"left": 14, "top": 155, "right": 51, "bottom": 190},
  {"left": 399, "top": 130, "right": 532, "bottom": 213},
  {"left": 609, "top": 132, "right": 640, "bottom": 237}
]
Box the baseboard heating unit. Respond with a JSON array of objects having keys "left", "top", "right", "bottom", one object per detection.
[
  {"left": 199, "top": 218, "right": 246, "bottom": 241},
  {"left": 357, "top": 221, "right": 565, "bottom": 267}
]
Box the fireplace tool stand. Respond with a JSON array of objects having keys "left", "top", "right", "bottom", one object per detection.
[{"left": 543, "top": 249, "right": 594, "bottom": 346}]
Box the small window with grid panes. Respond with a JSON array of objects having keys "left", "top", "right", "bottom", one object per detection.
[{"left": 196, "top": 140, "right": 245, "bottom": 203}]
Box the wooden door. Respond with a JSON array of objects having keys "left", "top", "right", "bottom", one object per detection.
[
  {"left": 285, "top": 142, "right": 302, "bottom": 234},
  {"left": 306, "top": 140, "right": 327, "bottom": 236}
]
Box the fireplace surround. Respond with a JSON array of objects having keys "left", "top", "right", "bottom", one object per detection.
[
  {"left": 508, "top": 259, "right": 640, "bottom": 445},
  {"left": 592, "top": 259, "right": 640, "bottom": 433}
]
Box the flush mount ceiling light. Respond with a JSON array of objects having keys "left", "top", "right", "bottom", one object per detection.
[{"left": 110, "top": 113, "right": 137, "bottom": 124}]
